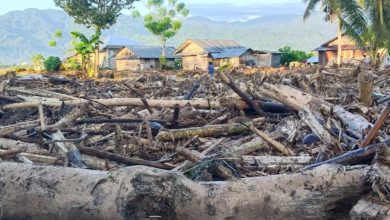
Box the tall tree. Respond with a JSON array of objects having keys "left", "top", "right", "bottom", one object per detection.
[
  {"left": 54, "top": 0, "right": 138, "bottom": 77},
  {"left": 133, "top": 0, "right": 189, "bottom": 68},
  {"left": 304, "top": 0, "right": 343, "bottom": 66},
  {"left": 343, "top": 0, "right": 390, "bottom": 67},
  {"left": 304, "top": 0, "right": 365, "bottom": 66}
]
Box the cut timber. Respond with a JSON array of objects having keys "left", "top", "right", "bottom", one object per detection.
[
  {"left": 2, "top": 98, "right": 221, "bottom": 110},
  {"left": 350, "top": 197, "right": 390, "bottom": 219},
  {"left": 334, "top": 105, "right": 373, "bottom": 136},
  {"left": 359, "top": 72, "right": 374, "bottom": 107},
  {"left": 0, "top": 163, "right": 369, "bottom": 220},
  {"left": 156, "top": 123, "right": 252, "bottom": 142}
]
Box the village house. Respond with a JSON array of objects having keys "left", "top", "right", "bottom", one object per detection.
[
  {"left": 115, "top": 46, "right": 176, "bottom": 71},
  {"left": 99, "top": 36, "right": 143, "bottom": 70},
  {"left": 314, "top": 35, "right": 366, "bottom": 66},
  {"left": 174, "top": 39, "right": 253, "bottom": 71},
  {"left": 248, "top": 50, "right": 282, "bottom": 68}
]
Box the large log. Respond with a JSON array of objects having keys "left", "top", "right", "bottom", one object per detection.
[
  {"left": 2, "top": 98, "right": 221, "bottom": 110},
  {"left": 258, "top": 82, "right": 333, "bottom": 112},
  {"left": 0, "top": 163, "right": 369, "bottom": 220},
  {"left": 156, "top": 122, "right": 252, "bottom": 142},
  {"left": 334, "top": 105, "right": 373, "bottom": 137}
]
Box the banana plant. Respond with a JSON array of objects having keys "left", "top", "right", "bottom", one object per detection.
[{"left": 70, "top": 31, "right": 103, "bottom": 77}]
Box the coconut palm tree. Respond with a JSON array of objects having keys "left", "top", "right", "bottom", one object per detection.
[
  {"left": 343, "top": 0, "right": 390, "bottom": 67},
  {"left": 304, "top": 0, "right": 364, "bottom": 66},
  {"left": 304, "top": 0, "right": 343, "bottom": 66}
]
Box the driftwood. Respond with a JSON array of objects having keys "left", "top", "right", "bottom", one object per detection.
[
  {"left": 78, "top": 147, "right": 173, "bottom": 170},
  {"left": 304, "top": 139, "right": 390, "bottom": 170},
  {"left": 156, "top": 122, "right": 252, "bottom": 142},
  {"left": 220, "top": 72, "right": 266, "bottom": 116},
  {"left": 0, "top": 163, "right": 369, "bottom": 220},
  {"left": 249, "top": 126, "right": 296, "bottom": 156},
  {"left": 258, "top": 82, "right": 333, "bottom": 113},
  {"left": 361, "top": 102, "right": 390, "bottom": 147},
  {"left": 350, "top": 197, "right": 390, "bottom": 219},
  {"left": 0, "top": 120, "right": 39, "bottom": 137},
  {"left": 238, "top": 155, "right": 313, "bottom": 169},
  {"left": 2, "top": 98, "right": 221, "bottom": 110},
  {"left": 334, "top": 105, "right": 373, "bottom": 137}
]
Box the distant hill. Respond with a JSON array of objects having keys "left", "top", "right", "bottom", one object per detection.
[{"left": 0, "top": 8, "right": 336, "bottom": 65}]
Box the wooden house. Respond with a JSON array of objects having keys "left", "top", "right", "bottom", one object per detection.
[
  {"left": 314, "top": 35, "right": 366, "bottom": 66},
  {"left": 115, "top": 46, "right": 176, "bottom": 71},
  {"left": 174, "top": 39, "right": 252, "bottom": 71},
  {"left": 99, "top": 36, "right": 143, "bottom": 70},
  {"left": 248, "top": 50, "right": 282, "bottom": 67}
]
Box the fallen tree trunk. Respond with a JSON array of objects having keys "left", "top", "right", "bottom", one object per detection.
[
  {"left": 334, "top": 105, "right": 373, "bottom": 137},
  {"left": 156, "top": 122, "right": 252, "bottom": 142},
  {"left": 2, "top": 98, "right": 221, "bottom": 110},
  {"left": 0, "top": 163, "right": 369, "bottom": 220}
]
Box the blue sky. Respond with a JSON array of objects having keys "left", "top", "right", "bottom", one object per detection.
[{"left": 0, "top": 0, "right": 303, "bottom": 15}]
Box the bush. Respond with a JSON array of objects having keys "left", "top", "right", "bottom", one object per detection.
[
  {"left": 278, "top": 46, "right": 314, "bottom": 66},
  {"left": 44, "top": 56, "right": 62, "bottom": 72},
  {"left": 63, "top": 58, "right": 82, "bottom": 71}
]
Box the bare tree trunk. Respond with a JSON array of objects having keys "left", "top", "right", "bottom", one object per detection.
[
  {"left": 0, "top": 163, "right": 369, "bottom": 220},
  {"left": 94, "top": 27, "right": 101, "bottom": 78},
  {"left": 337, "top": 16, "right": 342, "bottom": 66}
]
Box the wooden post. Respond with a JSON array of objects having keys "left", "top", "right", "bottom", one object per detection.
[{"left": 359, "top": 72, "right": 374, "bottom": 107}]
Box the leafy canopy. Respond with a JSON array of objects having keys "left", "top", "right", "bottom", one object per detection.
[
  {"left": 278, "top": 46, "right": 314, "bottom": 65},
  {"left": 133, "top": 0, "right": 189, "bottom": 42},
  {"left": 54, "top": 0, "right": 138, "bottom": 30}
]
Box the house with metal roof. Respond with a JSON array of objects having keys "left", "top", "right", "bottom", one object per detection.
[
  {"left": 174, "top": 39, "right": 253, "bottom": 71},
  {"left": 99, "top": 36, "right": 144, "bottom": 70},
  {"left": 314, "top": 35, "right": 366, "bottom": 66},
  {"left": 249, "top": 50, "right": 282, "bottom": 68},
  {"left": 115, "top": 46, "right": 176, "bottom": 71}
]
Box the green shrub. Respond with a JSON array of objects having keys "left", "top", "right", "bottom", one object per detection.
[
  {"left": 44, "top": 56, "right": 62, "bottom": 72},
  {"left": 14, "top": 66, "right": 27, "bottom": 72},
  {"left": 63, "top": 58, "right": 82, "bottom": 71},
  {"left": 278, "top": 46, "right": 314, "bottom": 66}
]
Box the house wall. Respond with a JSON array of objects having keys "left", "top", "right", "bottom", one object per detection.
[
  {"left": 319, "top": 49, "right": 366, "bottom": 66},
  {"left": 117, "top": 58, "right": 175, "bottom": 71},
  {"left": 271, "top": 54, "right": 281, "bottom": 67},
  {"left": 182, "top": 55, "right": 208, "bottom": 70}
]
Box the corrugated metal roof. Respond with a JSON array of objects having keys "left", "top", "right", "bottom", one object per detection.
[
  {"left": 101, "top": 36, "right": 143, "bottom": 50},
  {"left": 123, "top": 46, "right": 176, "bottom": 59},
  {"left": 306, "top": 56, "right": 319, "bottom": 63},
  {"left": 314, "top": 45, "right": 364, "bottom": 51},
  {"left": 211, "top": 48, "right": 249, "bottom": 59},
  {"left": 190, "top": 39, "right": 245, "bottom": 53}
]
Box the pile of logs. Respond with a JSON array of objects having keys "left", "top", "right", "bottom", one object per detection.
[{"left": 0, "top": 67, "right": 389, "bottom": 219}]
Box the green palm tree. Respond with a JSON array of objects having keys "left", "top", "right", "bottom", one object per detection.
[
  {"left": 304, "top": 0, "right": 364, "bottom": 66},
  {"left": 344, "top": 0, "right": 390, "bottom": 67}
]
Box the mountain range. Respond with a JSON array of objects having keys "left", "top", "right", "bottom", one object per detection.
[{"left": 0, "top": 8, "right": 336, "bottom": 65}]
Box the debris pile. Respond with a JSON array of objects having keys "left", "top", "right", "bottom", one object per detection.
[{"left": 0, "top": 66, "right": 389, "bottom": 218}]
